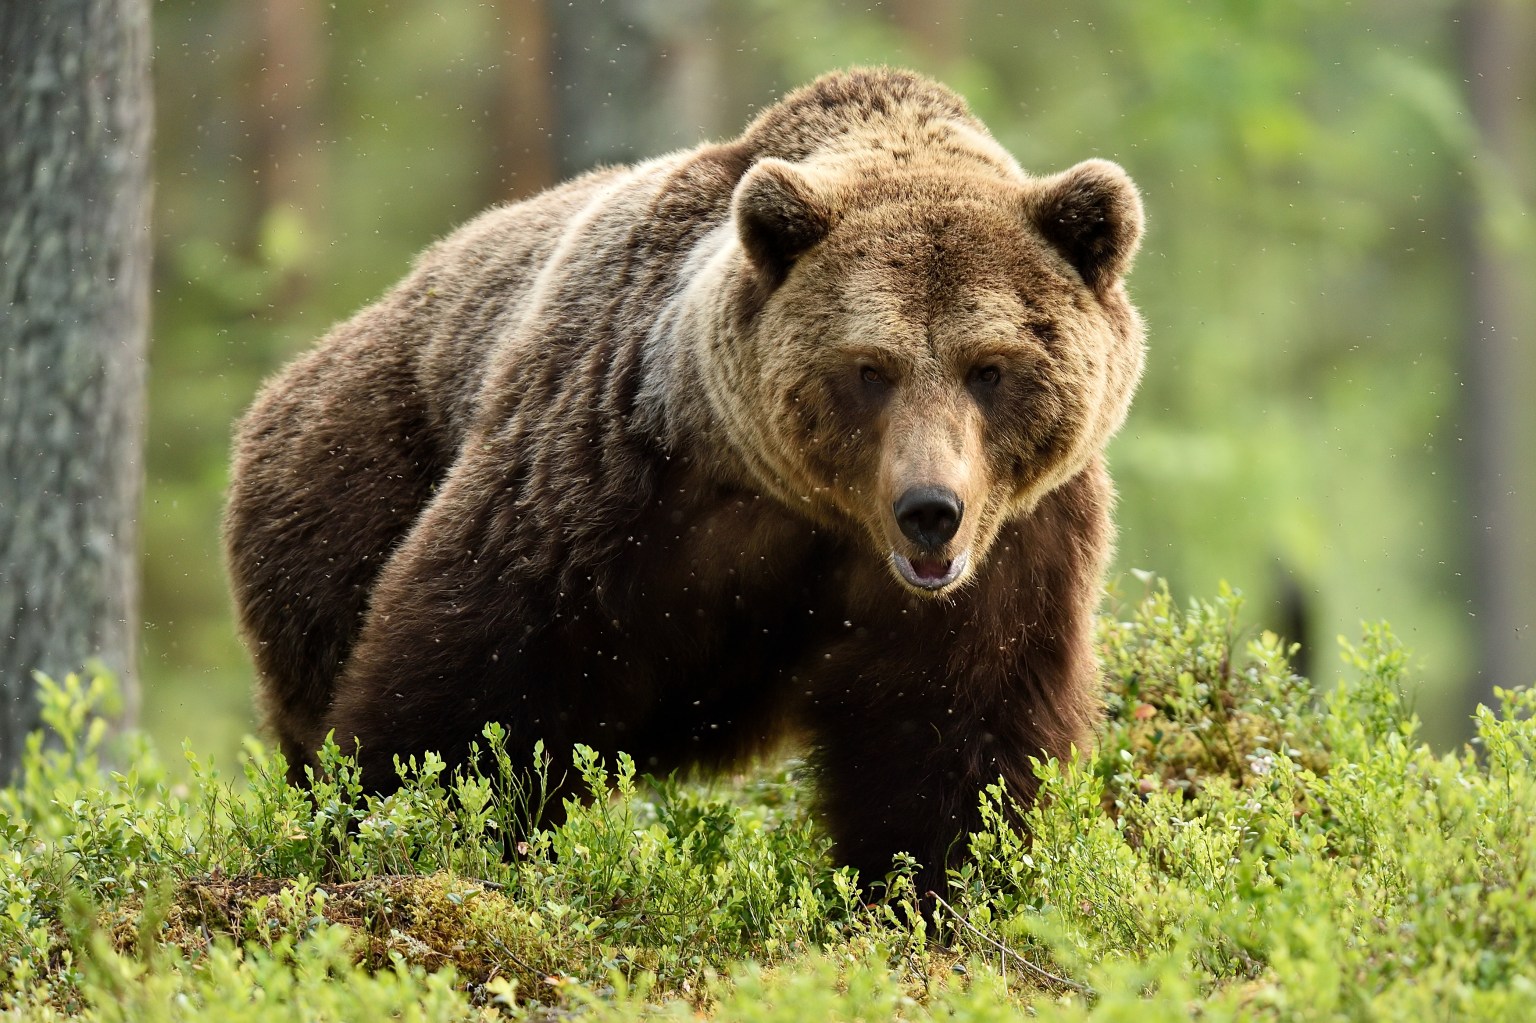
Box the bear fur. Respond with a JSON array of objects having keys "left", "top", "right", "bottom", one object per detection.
[{"left": 224, "top": 68, "right": 1145, "bottom": 897}]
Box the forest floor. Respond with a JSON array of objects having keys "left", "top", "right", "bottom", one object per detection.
[{"left": 3, "top": 584, "right": 1532, "bottom": 1021}]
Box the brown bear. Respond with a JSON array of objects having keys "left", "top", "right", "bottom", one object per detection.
[{"left": 224, "top": 67, "right": 1145, "bottom": 898}]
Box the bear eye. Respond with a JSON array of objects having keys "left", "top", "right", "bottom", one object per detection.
[
  {"left": 860, "top": 365, "right": 887, "bottom": 385},
  {"left": 971, "top": 365, "right": 1002, "bottom": 387}
]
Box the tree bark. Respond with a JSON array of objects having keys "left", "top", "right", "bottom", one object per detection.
[
  {"left": 0, "top": 0, "right": 153, "bottom": 776},
  {"left": 488, "top": 0, "right": 558, "bottom": 202},
  {"left": 544, "top": 0, "right": 721, "bottom": 178},
  {"left": 891, "top": 0, "right": 966, "bottom": 63},
  {"left": 254, "top": 0, "right": 325, "bottom": 220},
  {"left": 1458, "top": 0, "right": 1534, "bottom": 722},
  {"left": 233, "top": 0, "right": 326, "bottom": 299}
]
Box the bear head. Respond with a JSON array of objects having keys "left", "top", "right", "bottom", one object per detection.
[{"left": 692, "top": 88, "right": 1145, "bottom": 598}]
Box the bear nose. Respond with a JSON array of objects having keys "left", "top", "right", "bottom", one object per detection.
[{"left": 893, "top": 486, "right": 964, "bottom": 549}]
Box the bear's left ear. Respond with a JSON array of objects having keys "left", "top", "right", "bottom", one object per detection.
[
  {"left": 733, "top": 158, "right": 836, "bottom": 283},
  {"left": 1025, "top": 159, "right": 1143, "bottom": 293}
]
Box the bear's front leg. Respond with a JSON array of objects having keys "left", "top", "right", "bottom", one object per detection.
[
  {"left": 315, "top": 447, "right": 649, "bottom": 811},
  {"left": 805, "top": 582, "right": 1100, "bottom": 903}
]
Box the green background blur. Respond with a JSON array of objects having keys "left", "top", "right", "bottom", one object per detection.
[{"left": 143, "top": 0, "right": 1536, "bottom": 767}]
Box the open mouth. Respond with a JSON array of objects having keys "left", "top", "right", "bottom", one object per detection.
[{"left": 890, "top": 549, "right": 970, "bottom": 591}]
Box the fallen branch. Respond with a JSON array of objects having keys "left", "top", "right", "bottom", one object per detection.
[{"left": 927, "top": 892, "right": 1096, "bottom": 999}]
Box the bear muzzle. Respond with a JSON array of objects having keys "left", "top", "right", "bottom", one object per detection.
[{"left": 887, "top": 484, "right": 971, "bottom": 590}]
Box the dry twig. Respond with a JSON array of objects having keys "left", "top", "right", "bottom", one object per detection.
[{"left": 927, "top": 892, "right": 1096, "bottom": 999}]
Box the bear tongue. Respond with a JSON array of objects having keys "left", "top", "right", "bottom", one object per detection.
[{"left": 911, "top": 558, "right": 952, "bottom": 581}]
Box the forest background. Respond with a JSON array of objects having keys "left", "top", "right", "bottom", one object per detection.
[{"left": 139, "top": 0, "right": 1534, "bottom": 764}]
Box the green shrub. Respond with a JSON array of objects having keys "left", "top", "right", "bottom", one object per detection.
[{"left": 1, "top": 583, "right": 1532, "bottom": 1020}]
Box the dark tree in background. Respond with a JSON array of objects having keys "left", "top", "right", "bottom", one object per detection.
[
  {"left": 1459, "top": 0, "right": 1536, "bottom": 717},
  {"left": 0, "top": 0, "right": 153, "bottom": 777},
  {"left": 545, "top": 0, "right": 724, "bottom": 179},
  {"left": 489, "top": 0, "right": 557, "bottom": 200}
]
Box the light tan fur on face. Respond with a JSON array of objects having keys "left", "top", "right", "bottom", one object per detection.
[
  {"left": 676, "top": 131, "right": 1144, "bottom": 595},
  {"left": 873, "top": 378, "right": 989, "bottom": 579}
]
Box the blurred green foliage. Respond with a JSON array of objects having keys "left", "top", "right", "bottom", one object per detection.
[{"left": 143, "top": 1, "right": 1534, "bottom": 762}]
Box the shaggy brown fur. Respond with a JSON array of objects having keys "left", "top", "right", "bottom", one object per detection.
[{"left": 224, "top": 68, "right": 1145, "bottom": 898}]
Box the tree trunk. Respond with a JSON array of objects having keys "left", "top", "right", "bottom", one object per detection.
[
  {"left": 1458, "top": 0, "right": 1535, "bottom": 723},
  {"left": 891, "top": 0, "right": 966, "bottom": 63},
  {"left": 233, "top": 0, "right": 326, "bottom": 299},
  {"left": 488, "top": 0, "right": 558, "bottom": 202},
  {"left": 544, "top": 0, "right": 721, "bottom": 178},
  {"left": 0, "top": 0, "right": 153, "bottom": 776}
]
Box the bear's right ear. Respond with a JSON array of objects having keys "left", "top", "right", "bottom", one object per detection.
[{"left": 733, "top": 158, "right": 836, "bottom": 283}]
